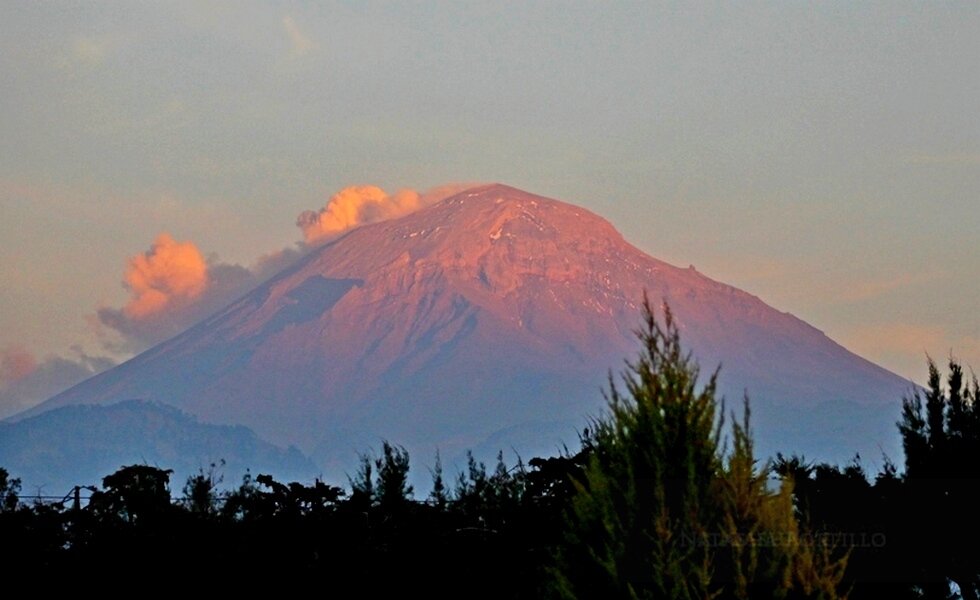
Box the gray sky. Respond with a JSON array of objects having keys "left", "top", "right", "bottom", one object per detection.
[{"left": 2, "top": 2, "right": 979, "bottom": 412}]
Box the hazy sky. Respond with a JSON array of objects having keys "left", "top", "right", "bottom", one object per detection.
[{"left": 2, "top": 2, "right": 978, "bottom": 414}]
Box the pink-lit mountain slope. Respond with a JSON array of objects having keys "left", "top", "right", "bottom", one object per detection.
[{"left": 24, "top": 184, "right": 912, "bottom": 473}]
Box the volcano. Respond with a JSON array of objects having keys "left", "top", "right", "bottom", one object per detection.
[{"left": 17, "top": 184, "right": 911, "bottom": 477}]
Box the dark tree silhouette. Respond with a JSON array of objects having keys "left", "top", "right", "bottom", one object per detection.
[
  {"left": 89, "top": 464, "right": 174, "bottom": 525},
  {"left": 899, "top": 358, "right": 980, "bottom": 600},
  {"left": 0, "top": 467, "right": 19, "bottom": 513},
  {"left": 8, "top": 301, "right": 978, "bottom": 597},
  {"left": 181, "top": 461, "right": 224, "bottom": 515},
  {"left": 375, "top": 441, "right": 413, "bottom": 510},
  {"left": 428, "top": 450, "right": 448, "bottom": 509}
]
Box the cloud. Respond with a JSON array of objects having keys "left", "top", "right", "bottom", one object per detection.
[
  {"left": 297, "top": 186, "right": 420, "bottom": 243},
  {"left": 252, "top": 245, "right": 306, "bottom": 278},
  {"left": 97, "top": 235, "right": 305, "bottom": 349},
  {"left": 283, "top": 15, "right": 315, "bottom": 57},
  {"left": 0, "top": 346, "right": 37, "bottom": 385},
  {"left": 122, "top": 233, "right": 208, "bottom": 319},
  {"left": 297, "top": 183, "right": 479, "bottom": 244},
  {"left": 835, "top": 272, "right": 939, "bottom": 304},
  {"left": 98, "top": 182, "right": 477, "bottom": 348},
  {"left": 838, "top": 323, "right": 980, "bottom": 383},
  {"left": 0, "top": 347, "right": 115, "bottom": 419}
]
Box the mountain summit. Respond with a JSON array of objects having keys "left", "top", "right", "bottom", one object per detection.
[{"left": 23, "top": 184, "right": 910, "bottom": 473}]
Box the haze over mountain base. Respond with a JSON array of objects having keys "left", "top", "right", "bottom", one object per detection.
[{"left": 0, "top": 400, "right": 315, "bottom": 493}]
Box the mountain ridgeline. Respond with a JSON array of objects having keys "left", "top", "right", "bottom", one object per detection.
[
  {"left": 9, "top": 184, "right": 911, "bottom": 483},
  {"left": 0, "top": 401, "right": 315, "bottom": 493}
]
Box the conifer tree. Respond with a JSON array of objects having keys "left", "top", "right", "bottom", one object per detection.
[
  {"left": 429, "top": 450, "right": 449, "bottom": 509},
  {"left": 349, "top": 453, "right": 375, "bottom": 510},
  {"left": 375, "top": 441, "right": 413, "bottom": 510},
  {"left": 549, "top": 297, "right": 847, "bottom": 599}
]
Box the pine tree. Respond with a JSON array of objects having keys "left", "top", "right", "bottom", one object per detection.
[
  {"left": 349, "top": 453, "right": 375, "bottom": 510},
  {"left": 549, "top": 296, "right": 847, "bottom": 599},
  {"left": 429, "top": 450, "right": 449, "bottom": 509},
  {"left": 375, "top": 441, "right": 413, "bottom": 511}
]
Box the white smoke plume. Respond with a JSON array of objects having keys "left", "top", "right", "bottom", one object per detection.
[
  {"left": 296, "top": 183, "right": 480, "bottom": 244},
  {"left": 0, "top": 345, "right": 116, "bottom": 419},
  {"left": 98, "top": 183, "right": 478, "bottom": 349},
  {"left": 97, "top": 235, "right": 304, "bottom": 350}
]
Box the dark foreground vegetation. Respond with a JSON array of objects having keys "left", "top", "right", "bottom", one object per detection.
[{"left": 2, "top": 300, "right": 978, "bottom": 598}]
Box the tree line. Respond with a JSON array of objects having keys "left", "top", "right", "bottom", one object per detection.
[{"left": 1, "top": 298, "right": 977, "bottom": 597}]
